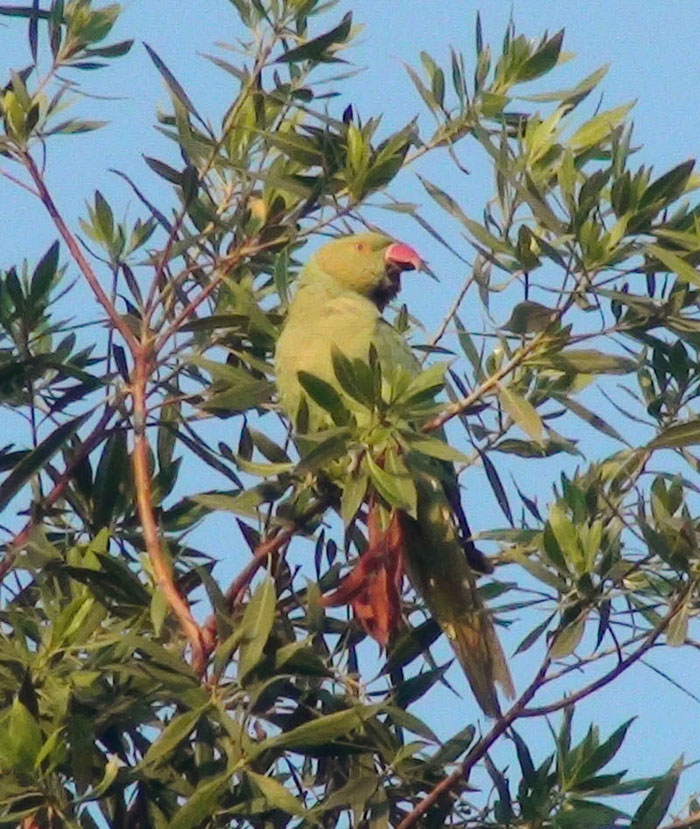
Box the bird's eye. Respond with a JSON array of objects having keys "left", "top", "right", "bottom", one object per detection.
[{"left": 355, "top": 242, "right": 365, "bottom": 253}]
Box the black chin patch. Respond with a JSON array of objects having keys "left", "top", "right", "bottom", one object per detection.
[{"left": 371, "top": 264, "right": 403, "bottom": 310}]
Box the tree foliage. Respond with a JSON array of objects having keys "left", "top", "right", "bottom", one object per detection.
[{"left": 0, "top": 1, "right": 699, "bottom": 827}]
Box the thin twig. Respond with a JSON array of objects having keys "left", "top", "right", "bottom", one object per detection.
[
  {"left": 0, "top": 166, "right": 38, "bottom": 196},
  {"left": 520, "top": 583, "right": 695, "bottom": 718},
  {"left": 201, "top": 525, "right": 293, "bottom": 653},
  {"left": 422, "top": 273, "right": 474, "bottom": 360},
  {"left": 0, "top": 404, "right": 117, "bottom": 582},
  {"left": 659, "top": 810, "right": 700, "bottom": 829},
  {"left": 422, "top": 326, "right": 552, "bottom": 432},
  {"left": 23, "top": 151, "right": 139, "bottom": 353}
]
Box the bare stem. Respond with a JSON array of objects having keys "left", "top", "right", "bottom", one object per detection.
[
  {"left": 422, "top": 326, "right": 551, "bottom": 432},
  {"left": 201, "top": 500, "right": 327, "bottom": 655},
  {"left": 521, "top": 583, "right": 695, "bottom": 718}
]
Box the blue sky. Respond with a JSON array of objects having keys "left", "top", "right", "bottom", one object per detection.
[{"left": 2, "top": 0, "right": 700, "bottom": 816}]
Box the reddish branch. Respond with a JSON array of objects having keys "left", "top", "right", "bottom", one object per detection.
[
  {"left": 660, "top": 811, "right": 700, "bottom": 829},
  {"left": 201, "top": 524, "right": 293, "bottom": 654},
  {"left": 131, "top": 349, "right": 205, "bottom": 673},
  {"left": 0, "top": 404, "right": 117, "bottom": 582},
  {"left": 422, "top": 327, "right": 551, "bottom": 433},
  {"left": 201, "top": 500, "right": 327, "bottom": 656},
  {"left": 520, "top": 582, "right": 694, "bottom": 718}
]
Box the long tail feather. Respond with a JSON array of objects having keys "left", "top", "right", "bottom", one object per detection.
[
  {"left": 443, "top": 603, "right": 514, "bottom": 718},
  {"left": 402, "top": 477, "right": 515, "bottom": 716}
]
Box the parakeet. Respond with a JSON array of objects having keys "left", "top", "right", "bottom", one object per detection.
[{"left": 275, "top": 232, "right": 514, "bottom": 716}]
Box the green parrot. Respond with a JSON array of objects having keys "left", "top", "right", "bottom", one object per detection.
[{"left": 275, "top": 232, "right": 514, "bottom": 716}]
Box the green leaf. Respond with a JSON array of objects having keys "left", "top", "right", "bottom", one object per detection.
[
  {"left": 578, "top": 719, "right": 635, "bottom": 779},
  {"left": 555, "top": 800, "right": 626, "bottom": 828},
  {"left": 298, "top": 370, "right": 350, "bottom": 425},
  {"left": 498, "top": 384, "right": 543, "bottom": 443},
  {"left": 238, "top": 574, "right": 276, "bottom": 679},
  {"left": 650, "top": 420, "right": 700, "bottom": 448},
  {"left": 93, "top": 430, "right": 128, "bottom": 528},
  {"left": 647, "top": 244, "right": 700, "bottom": 288},
  {"left": 247, "top": 769, "right": 304, "bottom": 816},
  {"left": 394, "top": 664, "right": 448, "bottom": 708},
  {"left": 394, "top": 361, "right": 448, "bottom": 407},
  {"left": 297, "top": 431, "right": 350, "bottom": 472},
  {"left": 331, "top": 346, "right": 375, "bottom": 408},
  {"left": 144, "top": 43, "right": 201, "bottom": 119},
  {"left": 275, "top": 12, "right": 352, "bottom": 63},
  {"left": 532, "top": 348, "right": 638, "bottom": 375},
  {"left": 273, "top": 249, "right": 290, "bottom": 306},
  {"left": 235, "top": 455, "right": 294, "bottom": 477},
  {"left": 428, "top": 724, "right": 476, "bottom": 768},
  {"left": 514, "top": 615, "right": 554, "bottom": 655},
  {"left": 141, "top": 707, "right": 205, "bottom": 768},
  {"left": 207, "top": 381, "right": 275, "bottom": 411},
  {"left": 630, "top": 760, "right": 681, "bottom": 829},
  {"left": 9, "top": 697, "right": 42, "bottom": 772},
  {"left": 383, "top": 451, "right": 417, "bottom": 518},
  {"left": 517, "top": 29, "right": 564, "bottom": 82},
  {"left": 639, "top": 160, "right": 695, "bottom": 210},
  {"left": 341, "top": 465, "right": 368, "bottom": 526},
  {"left": 382, "top": 618, "right": 441, "bottom": 674},
  {"left": 401, "top": 431, "right": 471, "bottom": 464},
  {"left": 258, "top": 705, "right": 379, "bottom": 754},
  {"left": 191, "top": 489, "right": 266, "bottom": 519},
  {"left": 549, "top": 615, "right": 585, "bottom": 658},
  {"left": 29, "top": 240, "right": 59, "bottom": 304},
  {"left": 480, "top": 450, "right": 514, "bottom": 525},
  {"left": 666, "top": 601, "right": 689, "bottom": 647},
  {"left": 366, "top": 454, "right": 414, "bottom": 513},
  {"left": 0, "top": 413, "right": 88, "bottom": 512},
  {"left": 169, "top": 774, "right": 231, "bottom": 829},
  {"left": 84, "top": 38, "right": 133, "bottom": 58},
  {"left": 555, "top": 395, "right": 623, "bottom": 442},
  {"left": 569, "top": 103, "right": 634, "bottom": 151},
  {"left": 312, "top": 776, "right": 380, "bottom": 814}
]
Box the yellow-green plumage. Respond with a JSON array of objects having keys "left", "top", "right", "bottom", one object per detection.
[{"left": 275, "top": 232, "right": 514, "bottom": 716}]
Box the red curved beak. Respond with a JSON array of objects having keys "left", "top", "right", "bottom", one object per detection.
[{"left": 384, "top": 241, "right": 422, "bottom": 272}]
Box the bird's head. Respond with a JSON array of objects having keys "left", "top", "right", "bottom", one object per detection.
[{"left": 311, "top": 232, "right": 422, "bottom": 309}]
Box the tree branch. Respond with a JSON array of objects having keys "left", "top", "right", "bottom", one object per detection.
[
  {"left": 201, "top": 500, "right": 327, "bottom": 655},
  {"left": 520, "top": 583, "right": 695, "bottom": 718},
  {"left": 396, "top": 658, "right": 551, "bottom": 829},
  {"left": 659, "top": 810, "right": 700, "bottom": 829},
  {"left": 131, "top": 349, "right": 205, "bottom": 673},
  {"left": 422, "top": 326, "right": 552, "bottom": 432},
  {"left": 397, "top": 581, "right": 696, "bottom": 828}
]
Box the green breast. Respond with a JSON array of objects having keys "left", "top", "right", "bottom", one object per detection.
[{"left": 275, "top": 283, "right": 380, "bottom": 427}]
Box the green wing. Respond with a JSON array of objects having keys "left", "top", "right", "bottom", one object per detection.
[{"left": 374, "top": 320, "right": 514, "bottom": 715}]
